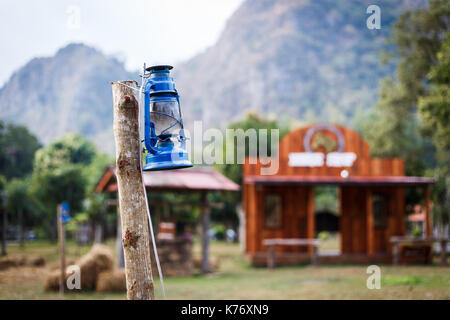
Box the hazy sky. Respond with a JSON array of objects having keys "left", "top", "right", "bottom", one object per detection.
[{"left": 0, "top": 0, "right": 244, "bottom": 86}]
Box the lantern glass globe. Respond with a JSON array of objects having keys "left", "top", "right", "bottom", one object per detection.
[{"left": 150, "top": 100, "right": 182, "bottom": 137}]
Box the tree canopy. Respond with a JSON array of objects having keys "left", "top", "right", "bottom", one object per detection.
[
  {"left": 364, "top": 0, "right": 449, "bottom": 174},
  {"left": 0, "top": 120, "right": 40, "bottom": 180},
  {"left": 364, "top": 0, "right": 449, "bottom": 229}
]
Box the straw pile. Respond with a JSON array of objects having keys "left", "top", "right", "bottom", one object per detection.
[
  {"left": 44, "top": 244, "right": 114, "bottom": 291},
  {"left": 96, "top": 269, "right": 126, "bottom": 293},
  {"left": 0, "top": 255, "right": 45, "bottom": 271}
]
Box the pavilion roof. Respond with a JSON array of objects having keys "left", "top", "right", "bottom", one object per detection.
[{"left": 95, "top": 165, "right": 240, "bottom": 193}]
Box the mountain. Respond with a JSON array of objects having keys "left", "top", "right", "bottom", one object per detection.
[
  {"left": 0, "top": 0, "right": 427, "bottom": 153},
  {"left": 175, "top": 0, "right": 426, "bottom": 129},
  {"left": 0, "top": 43, "right": 135, "bottom": 153}
]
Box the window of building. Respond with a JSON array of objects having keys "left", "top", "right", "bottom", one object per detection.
[
  {"left": 264, "top": 194, "right": 282, "bottom": 228},
  {"left": 373, "top": 194, "right": 388, "bottom": 229}
]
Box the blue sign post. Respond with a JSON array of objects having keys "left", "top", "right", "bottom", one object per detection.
[
  {"left": 57, "top": 202, "right": 69, "bottom": 294},
  {"left": 61, "top": 201, "right": 70, "bottom": 223}
]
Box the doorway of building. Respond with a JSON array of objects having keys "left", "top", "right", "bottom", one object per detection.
[
  {"left": 314, "top": 186, "right": 340, "bottom": 255},
  {"left": 372, "top": 193, "right": 390, "bottom": 254}
]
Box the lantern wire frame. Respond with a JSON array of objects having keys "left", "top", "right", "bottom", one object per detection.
[{"left": 140, "top": 64, "right": 188, "bottom": 147}]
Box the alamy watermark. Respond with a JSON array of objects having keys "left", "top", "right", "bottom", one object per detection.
[
  {"left": 66, "top": 5, "right": 81, "bottom": 30},
  {"left": 366, "top": 5, "right": 381, "bottom": 30},
  {"left": 66, "top": 265, "right": 81, "bottom": 290},
  {"left": 366, "top": 265, "right": 381, "bottom": 289},
  {"left": 179, "top": 121, "right": 280, "bottom": 176}
]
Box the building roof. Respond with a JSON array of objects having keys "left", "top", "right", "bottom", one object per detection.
[
  {"left": 244, "top": 175, "right": 435, "bottom": 186},
  {"left": 95, "top": 165, "right": 240, "bottom": 193}
]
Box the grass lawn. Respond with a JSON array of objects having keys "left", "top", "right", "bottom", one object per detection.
[{"left": 0, "top": 239, "right": 449, "bottom": 299}]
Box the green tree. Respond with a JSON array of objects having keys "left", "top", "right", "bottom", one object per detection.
[
  {"left": 418, "top": 31, "right": 450, "bottom": 231},
  {"left": 5, "top": 177, "right": 41, "bottom": 246},
  {"left": 0, "top": 120, "right": 40, "bottom": 180},
  {"left": 364, "top": 0, "right": 449, "bottom": 172},
  {"left": 0, "top": 175, "right": 5, "bottom": 255},
  {"left": 364, "top": 0, "right": 449, "bottom": 229},
  {"left": 31, "top": 134, "right": 96, "bottom": 240},
  {"left": 220, "top": 112, "right": 288, "bottom": 185},
  {"left": 418, "top": 31, "right": 450, "bottom": 165},
  {"left": 212, "top": 112, "right": 288, "bottom": 229},
  {"left": 33, "top": 133, "right": 96, "bottom": 172}
]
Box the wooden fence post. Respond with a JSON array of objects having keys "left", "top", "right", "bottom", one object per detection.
[
  {"left": 424, "top": 185, "right": 432, "bottom": 237},
  {"left": 18, "top": 207, "right": 24, "bottom": 247},
  {"left": 1, "top": 192, "right": 7, "bottom": 256},
  {"left": 57, "top": 204, "right": 66, "bottom": 294},
  {"left": 268, "top": 245, "right": 275, "bottom": 269},
  {"left": 200, "top": 191, "right": 211, "bottom": 273},
  {"left": 112, "top": 80, "right": 154, "bottom": 300},
  {"left": 441, "top": 239, "right": 447, "bottom": 266}
]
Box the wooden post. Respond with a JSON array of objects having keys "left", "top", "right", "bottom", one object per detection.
[
  {"left": 338, "top": 187, "right": 344, "bottom": 254},
  {"left": 200, "top": 191, "right": 211, "bottom": 273},
  {"left": 57, "top": 204, "right": 66, "bottom": 294},
  {"left": 1, "top": 192, "right": 7, "bottom": 256},
  {"left": 112, "top": 81, "right": 154, "bottom": 300},
  {"left": 268, "top": 245, "right": 275, "bottom": 269},
  {"left": 424, "top": 185, "right": 432, "bottom": 237},
  {"left": 392, "top": 241, "right": 400, "bottom": 265},
  {"left": 396, "top": 188, "right": 406, "bottom": 236},
  {"left": 312, "top": 243, "right": 319, "bottom": 266},
  {"left": 18, "top": 207, "right": 24, "bottom": 247},
  {"left": 366, "top": 189, "right": 374, "bottom": 257},
  {"left": 441, "top": 239, "right": 447, "bottom": 266},
  {"left": 306, "top": 187, "right": 315, "bottom": 254}
]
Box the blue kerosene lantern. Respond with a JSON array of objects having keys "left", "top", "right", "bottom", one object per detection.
[{"left": 142, "top": 65, "right": 193, "bottom": 171}]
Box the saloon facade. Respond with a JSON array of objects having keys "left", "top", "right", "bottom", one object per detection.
[{"left": 243, "top": 124, "right": 434, "bottom": 265}]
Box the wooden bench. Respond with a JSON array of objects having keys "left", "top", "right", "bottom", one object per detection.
[
  {"left": 263, "top": 238, "right": 321, "bottom": 269},
  {"left": 390, "top": 237, "right": 449, "bottom": 266}
]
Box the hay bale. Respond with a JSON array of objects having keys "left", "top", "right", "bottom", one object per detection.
[
  {"left": 75, "top": 244, "right": 114, "bottom": 290},
  {"left": 0, "top": 255, "right": 45, "bottom": 270},
  {"left": 96, "top": 269, "right": 126, "bottom": 293},
  {"left": 44, "top": 269, "right": 60, "bottom": 291},
  {"left": 0, "top": 257, "right": 18, "bottom": 270},
  {"left": 49, "top": 259, "right": 76, "bottom": 271},
  {"left": 44, "top": 244, "right": 114, "bottom": 291},
  {"left": 26, "top": 256, "right": 45, "bottom": 267}
]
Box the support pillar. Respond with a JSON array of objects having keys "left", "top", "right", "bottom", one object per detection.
[
  {"left": 366, "top": 189, "right": 374, "bottom": 257},
  {"left": 424, "top": 185, "right": 432, "bottom": 237},
  {"left": 200, "top": 191, "right": 211, "bottom": 273},
  {"left": 306, "top": 187, "right": 315, "bottom": 254}
]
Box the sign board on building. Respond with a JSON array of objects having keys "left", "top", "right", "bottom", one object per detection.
[{"left": 288, "top": 124, "right": 357, "bottom": 168}]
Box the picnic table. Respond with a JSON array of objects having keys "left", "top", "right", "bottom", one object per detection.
[{"left": 390, "top": 237, "right": 449, "bottom": 265}]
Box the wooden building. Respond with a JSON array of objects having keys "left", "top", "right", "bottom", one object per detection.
[{"left": 243, "top": 124, "right": 434, "bottom": 265}]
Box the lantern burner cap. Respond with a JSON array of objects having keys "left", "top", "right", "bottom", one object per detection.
[{"left": 145, "top": 65, "right": 173, "bottom": 72}]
